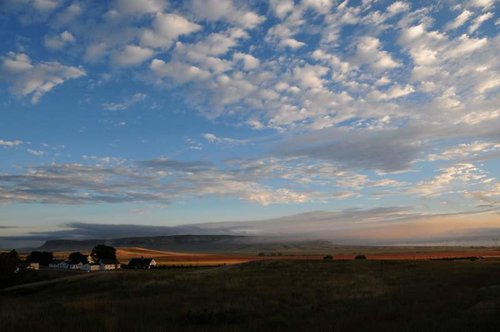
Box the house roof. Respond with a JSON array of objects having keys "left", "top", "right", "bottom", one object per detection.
[{"left": 128, "top": 258, "right": 155, "bottom": 267}]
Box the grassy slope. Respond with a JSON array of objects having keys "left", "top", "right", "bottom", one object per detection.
[{"left": 1, "top": 259, "right": 500, "bottom": 331}]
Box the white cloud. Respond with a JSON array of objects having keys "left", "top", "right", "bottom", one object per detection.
[
  {"left": 0, "top": 139, "right": 23, "bottom": 148},
  {"left": 412, "top": 163, "right": 490, "bottom": 196},
  {"left": 469, "top": 12, "right": 493, "bottom": 33},
  {"left": 102, "top": 93, "right": 147, "bottom": 111},
  {"left": 446, "top": 34, "right": 488, "bottom": 58},
  {"left": 55, "top": 2, "right": 83, "bottom": 25},
  {"left": 387, "top": 1, "right": 410, "bottom": 15},
  {"left": 293, "top": 64, "right": 329, "bottom": 89},
  {"left": 27, "top": 149, "right": 45, "bottom": 156},
  {"left": 84, "top": 43, "right": 108, "bottom": 63},
  {"left": 270, "top": 0, "right": 294, "bottom": 18},
  {"left": 114, "top": 45, "right": 154, "bottom": 66},
  {"left": 44, "top": 30, "right": 75, "bottom": 50},
  {"left": 302, "top": 0, "right": 333, "bottom": 14},
  {"left": 140, "top": 13, "right": 202, "bottom": 49},
  {"left": 202, "top": 133, "right": 247, "bottom": 145},
  {"left": 470, "top": 0, "right": 494, "bottom": 9},
  {"left": 445, "top": 10, "right": 473, "bottom": 30},
  {"left": 33, "top": 0, "right": 60, "bottom": 13},
  {"left": 428, "top": 141, "right": 499, "bottom": 161},
  {"left": 150, "top": 59, "right": 211, "bottom": 83},
  {"left": 376, "top": 84, "right": 415, "bottom": 100},
  {"left": 233, "top": 52, "right": 260, "bottom": 70},
  {"left": 1, "top": 52, "right": 86, "bottom": 103},
  {"left": 281, "top": 38, "right": 306, "bottom": 49},
  {"left": 114, "top": 0, "right": 166, "bottom": 16},
  {"left": 354, "top": 36, "right": 400, "bottom": 71},
  {"left": 189, "top": 0, "right": 265, "bottom": 29}
]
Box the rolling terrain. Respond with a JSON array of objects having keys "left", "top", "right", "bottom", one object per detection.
[{"left": 1, "top": 259, "right": 500, "bottom": 331}]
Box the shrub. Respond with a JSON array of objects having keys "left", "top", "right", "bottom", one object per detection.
[
  {"left": 323, "top": 255, "right": 333, "bottom": 260},
  {"left": 355, "top": 255, "right": 367, "bottom": 260}
]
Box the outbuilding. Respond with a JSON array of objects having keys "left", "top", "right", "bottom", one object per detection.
[{"left": 128, "top": 258, "right": 157, "bottom": 269}]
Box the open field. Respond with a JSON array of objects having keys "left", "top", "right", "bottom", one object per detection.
[
  {"left": 46, "top": 246, "right": 500, "bottom": 266},
  {"left": 1, "top": 259, "right": 500, "bottom": 331}
]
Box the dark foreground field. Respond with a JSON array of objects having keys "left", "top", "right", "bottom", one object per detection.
[{"left": 1, "top": 259, "right": 500, "bottom": 331}]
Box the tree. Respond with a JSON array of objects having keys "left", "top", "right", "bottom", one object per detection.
[
  {"left": 323, "top": 255, "right": 333, "bottom": 260},
  {"left": 0, "top": 250, "right": 21, "bottom": 272},
  {"left": 27, "top": 251, "right": 54, "bottom": 266},
  {"left": 0, "top": 250, "right": 22, "bottom": 288},
  {"left": 68, "top": 252, "right": 87, "bottom": 264},
  {"left": 355, "top": 254, "right": 367, "bottom": 260},
  {"left": 91, "top": 244, "right": 116, "bottom": 261}
]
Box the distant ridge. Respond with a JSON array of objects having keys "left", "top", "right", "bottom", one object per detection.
[{"left": 39, "top": 235, "right": 334, "bottom": 253}]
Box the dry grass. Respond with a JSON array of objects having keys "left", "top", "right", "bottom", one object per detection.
[{"left": 1, "top": 259, "right": 500, "bottom": 331}]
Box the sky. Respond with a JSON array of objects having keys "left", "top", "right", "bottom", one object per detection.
[{"left": 0, "top": 0, "right": 499, "bottom": 247}]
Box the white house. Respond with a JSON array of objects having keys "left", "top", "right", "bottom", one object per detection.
[
  {"left": 49, "top": 260, "right": 61, "bottom": 268},
  {"left": 58, "top": 261, "right": 70, "bottom": 269},
  {"left": 81, "top": 263, "right": 101, "bottom": 272},
  {"left": 68, "top": 262, "right": 83, "bottom": 270},
  {"left": 27, "top": 262, "right": 39, "bottom": 270},
  {"left": 99, "top": 258, "right": 121, "bottom": 271}
]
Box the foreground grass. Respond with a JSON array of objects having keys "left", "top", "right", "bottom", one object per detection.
[{"left": 1, "top": 259, "right": 500, "bottom": 331}]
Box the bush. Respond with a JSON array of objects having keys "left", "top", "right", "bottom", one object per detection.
[
  {"left": 355, "top": 255, "right": 367, "bottom": 260},
  {"left": 323, "top": 255, "right": 333, "bottom": 260}
]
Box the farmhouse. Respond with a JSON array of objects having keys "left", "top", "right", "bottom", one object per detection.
[
  {"left": 81, "top": 263, "right": 101, "bottom": 272},
  {"left": 48, "top": 260, "right": 63, "bottom": 268},
  {"left": 128, "top": 258, "right": 157, "bottom": 269},
  {"left": 99, "top": 258, "right": 121, "bottom": 270},
  {"left": 27, "top": 262, "right": 40, "bottom": 270},
  {"left": 68, "top": 262, "right": 84, "bottom": 270}
]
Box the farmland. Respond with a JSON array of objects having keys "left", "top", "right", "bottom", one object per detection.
[
  {"left": 1, "top": 258, "right": 500, "bottom": 331},
  {"left": 49, "top": 245, "right": 500, "bottom": 266}
]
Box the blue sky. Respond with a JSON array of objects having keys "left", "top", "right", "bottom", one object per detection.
[{"left": 0, "top": 0, "right": 499, "bottom": 245}]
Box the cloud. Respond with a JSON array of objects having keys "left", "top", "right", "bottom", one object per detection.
[
  {"left": 270, "top": 0, "right": 294, "bottom": 18},
  {"left": 33, "top": 0, "right": 61, "bottom": 12},
  {"left": 102, "top": 93, "right": 147, "bottom": 111},
  {"left": 428, "top": 141, "right": 500, "bottom": 161},
  {"left": 202, "top": 133, "right": 248, "bottom": 145},
  {"left": 0, "top": 139, "right": 23, "bottom": 148},
  {"left": 114, "top": 45, "right": 154, "bottom": 66},
  {"left": 27, "top": 149, "right": 45, "bottom": 156},
  {"left": 354, "top": 36, "right": 400, "bottom": 71},
  {"left": 375, "top": 84, "right": 415, "bottom": 100},
  {"left": 233, "top": 52, "right": 260, "bottom": 71},
  {"left": 140, "top": 13, "right": 202, "bottom": 49},
  {"left": 446, "top": 10, "right": 473, "bottom": 30},
  {"left": 44, "top": 30, "right": 75, "bottom": 50},
  {"left": 114, "top": 0, "right": 166, "bottom": 16},
  {"left": 150, "top": 59, "right": 211, "bottom": 83},
  {"left": 7, "top": 208, "right": 500, "bottom": 246},
  {"left": 0, "top": 156, "right": 385, "bottom": 206},
  {"left": 1, "top": 52, "right": 85, "bottom": 103},
  {"left": 469, "top": 12, "right": 494, "bottom": 33},
  {"left": 189, "top": 0, "right": 265, "bottom": 29},
  {"left": 278, "top": 126, "right": 423, "bottom": 172},
  {"left": 411, "top": 163, "right": 494, "bottom": 197}
]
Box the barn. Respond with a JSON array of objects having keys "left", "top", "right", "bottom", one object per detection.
[{"left": 128, "top": 258, "right": 157, "bottom": 269}]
